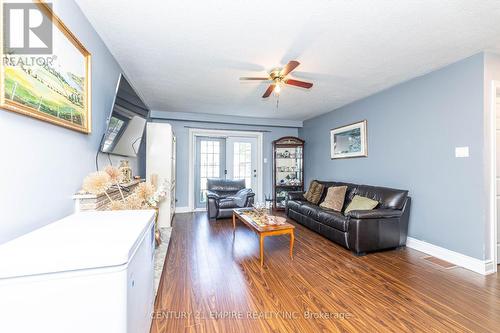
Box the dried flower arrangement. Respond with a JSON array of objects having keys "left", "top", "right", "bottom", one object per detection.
[
  {"left": 146, "top": 181, "right": 169, "bottom": 208},
  {"left": 82, "top": 171, "right": 112, "bottom": 198},
  {"left": 80, "top": 167, "right": 169, "bottom": 211}
]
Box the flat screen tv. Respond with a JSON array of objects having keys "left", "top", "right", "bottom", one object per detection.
[{"left": 101, "top": 74, "right": 149, "bottom": 157}]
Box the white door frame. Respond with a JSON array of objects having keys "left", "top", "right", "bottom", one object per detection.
[
  {"left": 488, "top": 80, "right": 500, "bottom": 271},
  {"left": 188, "top": 128, "right": 264, "bottom": 212}
]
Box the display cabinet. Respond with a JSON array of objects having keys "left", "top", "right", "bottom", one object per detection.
[{"left": 272, "top": 136, "right": 305, "bottom": 210}]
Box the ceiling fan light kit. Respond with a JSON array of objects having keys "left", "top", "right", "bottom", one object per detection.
[
  {"left": 239, "top": 60, "right": 313, "bottom": 99},
  {"left": 274, "top": 83, "right": 281, "bottom": 93}
]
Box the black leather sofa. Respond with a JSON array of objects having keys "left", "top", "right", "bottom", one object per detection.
[
  {"left": 206, "top": 178, "right": 255, "bottom": 219},
  {"left": 286, "top": 181, "right": 411, "bottom": 255}
]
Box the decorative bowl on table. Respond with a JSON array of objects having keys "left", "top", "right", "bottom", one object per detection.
[
  {"left": 253, "top": 202, "right": 272, "bottom": 216},
  {"left": 250, "top": 203, "right": 286, "bottom": 226},
  {"left": 252, "top": 202, "right": 267, "bottom": 215}
]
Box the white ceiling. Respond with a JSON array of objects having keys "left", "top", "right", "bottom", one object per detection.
[{"left": 75, "top": 0, "right": 500, "bottom": 121}]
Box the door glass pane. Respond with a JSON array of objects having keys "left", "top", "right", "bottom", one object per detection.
[
  {"left": 199, "top": 140, "right": 221, "bottom": 203},
  {"left": 233, "top": 142, "right": 252, "bottom": 189}
]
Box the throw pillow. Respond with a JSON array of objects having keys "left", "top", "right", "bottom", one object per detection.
[
  {"left": 344, "top": 195, "right": 378, "bottom": 214},
  {"left": 319, "top": 186, "right": 347, "bottom": 212},
  {"left": 303, "top": 181, "right": 325, "bottom": 205}
]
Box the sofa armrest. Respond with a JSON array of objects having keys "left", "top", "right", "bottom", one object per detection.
[
  {"left": 346, "top": 209, "right": 402, "bottom": 219},
  {"left": 206, "top": 190, "right": 220, "bottom": 200},
  {"left": 287, "top": 191, "right": 305, "bottom": 201},
  {"left": 348, "top": 216, "right": 402, "bottom": 254},
  {"left": 206, "top": 191, "right": 219, "bottom": 219}
]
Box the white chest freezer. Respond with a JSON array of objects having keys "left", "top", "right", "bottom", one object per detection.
[{"left": 0, "top": 210, "right": 156, "bottom": 333}]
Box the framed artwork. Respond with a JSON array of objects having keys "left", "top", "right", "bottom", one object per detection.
[
  {"left": 1, "top": 0, "right": 92, "bottom": 133},
  {"left": 330, "top": 120, "right": 367, "bottom": 159}
]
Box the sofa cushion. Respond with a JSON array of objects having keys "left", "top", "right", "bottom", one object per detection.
[
  {"left": 207, "top": 178, "right": 246, "bottom": 198},
  {"left": 316, "top": 181, "right": 358, "bottom": 210},
  {"left": 303, "top": 180, "right": 325, "bottom": 205},
  {"left": 320, "top": 186, "right": 347, "bottom": 212},
  {"left": 212, "top": 190, "right": 239, "bottom": 199},
  {"left": 297, "top": 202, "right": 321, "bottom": 220},
  {"left": 317, "top": 209, "right": 348, "bottom": 232},
  {"left": 355, "top": 185, "right": 408, "bottom": 210},
  {"left": 218, "top": 198, "right": 238, "bottom": 209},
  {"left": 344, "top": 195, "right": 379, "bottom": 214},
  {"left": 207, "top": 178, "right": 245, "bottom": 192}
]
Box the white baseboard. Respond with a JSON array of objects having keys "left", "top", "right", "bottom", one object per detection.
[
  {"left": 485, "top": 260, "right": 497, "bottom": 274},
  {"left": 406, "top": 237, "right": 496, "bottom": 275},
  {"left": 175, "top": 206, "right": 191, "bottom": 213}
]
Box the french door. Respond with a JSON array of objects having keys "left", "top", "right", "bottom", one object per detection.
[
  {"left": 226, "top": 137, "right": 258, "bottom": 191},
  {"left": 195, "top": 137, "right": 226, "bottom": 209},
  {"left": 195, "top": 136, "right": 258, "bottom": 209}
]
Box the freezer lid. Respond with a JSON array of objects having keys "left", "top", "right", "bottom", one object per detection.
[{"left": 0, "top": 210, "right": 156, "bottom": 279}]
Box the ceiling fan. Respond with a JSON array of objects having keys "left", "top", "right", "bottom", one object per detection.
[{"left": 239, "top": 60, "right": 313, "bottom": 98}]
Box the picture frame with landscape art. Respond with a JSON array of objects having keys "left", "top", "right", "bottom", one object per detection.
[
  {"left": 330, "top": 120, "right": 367, "bottom": 159},
  {"left": 0, "top": 0, "right": 92, "bottom": 133}
]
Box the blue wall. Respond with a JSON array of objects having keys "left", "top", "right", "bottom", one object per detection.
[
  {"left": 299, "top": 53, "right": 486, "bottom": 260},
  {"left": 0, "top": 0, "right": 137, "bottom": 244},
  {"left": 152, "top": 118, "right": 299, "bottom": 208}
]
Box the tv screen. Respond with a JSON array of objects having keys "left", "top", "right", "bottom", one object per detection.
[{"left": 101, "top": 75, "right": 149, "bottom": 157}]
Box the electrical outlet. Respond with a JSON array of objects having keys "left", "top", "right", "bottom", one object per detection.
[{"left": 455, "top": 146, "right": 469, "bottom": 158}]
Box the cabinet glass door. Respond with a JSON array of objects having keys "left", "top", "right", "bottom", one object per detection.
[
  {"left": 273, "top": 137, "right": 305, "bottom": 209},
  {"left": 275, "top": 146, "right": 303, "bottom": 208}
]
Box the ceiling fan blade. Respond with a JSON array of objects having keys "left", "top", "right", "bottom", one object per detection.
[
  {"left": 262, "top": 84, "right": 275, "bottom": 98},
  {"left": 285, "top": 79, "right": 313, "bottom": 89},
  {"left": 281, "top": 60, "right": 300, "bottom": 76},
  {"left": 239, "top": 77, "right": 270, "bottom": 80}
]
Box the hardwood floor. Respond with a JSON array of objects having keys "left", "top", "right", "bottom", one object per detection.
[{"left": 151, "top": 212, "right": 500, "bottom": 333}]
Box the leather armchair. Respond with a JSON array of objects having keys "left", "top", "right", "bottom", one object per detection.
[{"left": 206, "top": 178, "right": 255, "bottom": 219}]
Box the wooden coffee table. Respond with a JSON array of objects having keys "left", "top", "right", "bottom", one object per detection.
[{"left": 232, "top": 208, "right": 295, "bottom": 267}]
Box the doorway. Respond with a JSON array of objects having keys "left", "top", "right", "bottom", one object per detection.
[{"left": 190, "top": 129, "right": 263, "bottom": 211}]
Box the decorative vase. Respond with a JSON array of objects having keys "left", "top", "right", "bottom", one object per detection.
[{"left": 119, "top": 160, "right": 132, "bottom": 183}]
